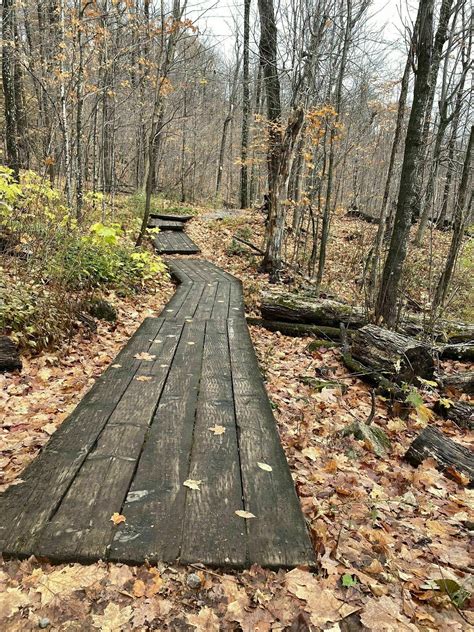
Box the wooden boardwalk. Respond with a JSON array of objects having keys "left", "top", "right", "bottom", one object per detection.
[{"left": 0, "top": 233, "right": 315, "bottom": 567}]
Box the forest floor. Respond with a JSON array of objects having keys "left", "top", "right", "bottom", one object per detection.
[{"left": 0, "top": 206, "right": 473, "bottom": 631}]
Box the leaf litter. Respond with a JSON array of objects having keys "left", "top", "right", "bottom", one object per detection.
[{"left": 1, "top": 209, "right": 472, "bottom": 630}]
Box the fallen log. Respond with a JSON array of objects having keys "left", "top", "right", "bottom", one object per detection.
[
  {"left": 438, "top": 372, "right": 474, "bottom": 395},
  {"left": 434, "top": 400, "right": 474, "bottom": 430},
  {"left": 351, "top": 324, "right": 435, "bottom": 383},
  {"left": 440, "top": 342, "right": 474, "bottom": 362},
  {"left": 339, "top": 326, "right": 406, "bottom": 401},
  {"left": 0, "top": 336, "right": 22, "bottom": 372},
  {"left": 261, "top": 293, "right": 366, "bottom": 328},
  {"left": 246, "top": 317, "right": 343, "bottom": 342},
  {"left": 404, "top": 426, "right": 474, "bottom": 487},
  {"left": 260, "top": 292, "right": 474, "bottom": 342},
  {"left": 231, "top": 236, "right": 265, "bottom": 256},
  {"left": 345, "top": 208, "right": 380, "bottom": 224}
]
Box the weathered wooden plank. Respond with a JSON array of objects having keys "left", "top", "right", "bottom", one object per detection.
[
  {"left": 0, "top": 318, "right": 166, "bottom": 556},
  {"left": 109, "top": 319, "right": 205, "bottom": 564},
  {"left": 149, "top": 212, "right": 193, "bottom": 222},
  {"left": 180, "top": 320, "right": 246, "bottom": 567},
  {"left": 211, "top": 282, "right": 231, "bottom": 320},
  {"left": 35, "top": 320, "right": 185, "bottom": 561},
  {"left": 228, "top": 318, "right": 316, "bottom": 568},
  {"left": 148, "top": 218, "right": 185, "bottom": 231}
]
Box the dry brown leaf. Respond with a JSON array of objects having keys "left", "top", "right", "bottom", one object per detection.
[
  {"left": 187, "top": 607, "right": 220, "bottom": 631},
  {"left": 91, "top": 602, "right": 133, "bottom": 631},
  {"left": 0, "top": 587, "right": 29, "bottom": 619},
  {"left": 285, "top": 568, "right": 320, "bottom": 601},
  {"left": 36, "top": 565, "right": 105, "bottom": 606},
  {"left": 360, "top": 596, "right": 418, "bottom": 631},
  {"left": 135, "top": 375, "right": 152, "bottom": 382},
  {"left": 307, "top": 589, "right": 360, "bottom": 627}
]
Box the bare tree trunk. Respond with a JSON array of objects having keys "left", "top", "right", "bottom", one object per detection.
[
  {"left": 316, "top": 0, "right": 353, "bottom": 288},
  {"left": 2, "top": 0, "right": 21, "bottom": 178},
  {"left": 240, "top": 0, "right": 251, "bottom": 208},
  {"left": 375, "top": 0, "right": 435, "bottom": 327},
  {"left": 432, "top": 124, "right": 473, "bottom": 311},
  {"left": 367, "top": 28, "right": 415, "bottom": 304}
]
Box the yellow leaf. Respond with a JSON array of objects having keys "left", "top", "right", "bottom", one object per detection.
[
  {"left": 110, "top": 512, "right": 126, "bottom": 525},
  {"left": 136, "top": 375, "right": 152, "bottom": 382},
  {"left": 133, "top": 579, "right": 146, "bottom": 598},
  {"left": 133, "top": 352, "right": 156, "bottom": 361},
  {"left": 208, "top": 424, "right": 226, "bottom": 435},
  {"left": 235, "top": 510, "right": 256, "bottom": 519},
  {"left": 257, "top": 462, "right": 272, "bottom": 472},
  {"left": 183, "top": 479, "right": 202, "bottom": 490}
]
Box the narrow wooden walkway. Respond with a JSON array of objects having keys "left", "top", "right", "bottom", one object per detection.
[{"left": 0, "top": 228, "right": 315, "bottom": 568}]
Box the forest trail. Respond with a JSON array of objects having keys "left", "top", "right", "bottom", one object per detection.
[{"left": 0, "top": 223, "right": 315, "bottom": 569}]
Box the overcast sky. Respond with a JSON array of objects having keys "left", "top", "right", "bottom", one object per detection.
[{"left": 185, "top": 0, "right": 414, "bottom": 63}]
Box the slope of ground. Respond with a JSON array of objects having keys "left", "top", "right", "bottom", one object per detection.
[{"left": 0, "top": 205, "right": 472, "bottom": 630}]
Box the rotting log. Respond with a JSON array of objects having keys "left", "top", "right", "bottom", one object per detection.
[
  {"left": 440, "top": 342, "right": 474, "bottom": 362},
  {"left": 404, "top": 426, "right": 474, "bottom": 487},
  {"left": 434, "top": 399, "right": 474, "bottom": 430},
  {"left": 260, "top": 292, "right": 474, "bottom": 342},
  {"left": 246, "top": 317, "right": 343, "bottom": 342},
  {"left": 438, "top": 372, "right": 474, "bottom": 395},
  {"left": 261, "top": 293, "right": 366, "bottom": 328},
  {"left": 0, "top": 336, "right": 22, "bottom": 372},
  {"left": 351, "top": 324, "right": 435, "bottom": 383},
  {"left": 339, "top": 326, "right": 406, "bottom": 401}
]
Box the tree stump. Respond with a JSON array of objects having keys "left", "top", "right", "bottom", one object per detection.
[
  {"left": 0, "top": 336, "right": 22, "bottom": 372},
  {"left": 404, "top": 426, "right": 474, "bottom": 487},
  {"left": 351, "top": 324, "right": 434, "bottom": 383}
]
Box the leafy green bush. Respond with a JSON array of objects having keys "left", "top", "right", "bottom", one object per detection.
[{"left": 1, "top": 171, "right": 169, "bottom": 351}]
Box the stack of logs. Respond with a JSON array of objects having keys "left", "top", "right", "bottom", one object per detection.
[{"left": 253, "top": 292, "right": 474, "bottom": 487}]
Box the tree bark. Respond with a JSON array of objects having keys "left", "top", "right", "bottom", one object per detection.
[
  {"left": 375, "top": 0, "right": 435, "bottom": 327},
  {"left": 351, "top": 324, "right": 435, "bottom": 383},
  {"left": 240, "top": 0, "right": 251, "bottom": 209},
  {"left": 0, "top": 336, "right": 22, "bottom": 372},
  {"left": 432, "top": 125, "right": 473, "bottom": 311},
  {"left": 2, "top": 0, "right": 21, "bottom": 178},
  {"left": 404, "top": 426, "right": 473, "bottom": 487},
  {"left": 434, "top": 400, "right": 473, "bottom": 431}
]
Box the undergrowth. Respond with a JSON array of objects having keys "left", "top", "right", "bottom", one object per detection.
[{"left": 0, "top": 168, "right": 168, "bottom": 351}]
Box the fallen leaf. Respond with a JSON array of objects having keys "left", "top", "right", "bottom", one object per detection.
[
  {"left": 111, "top": 364, "right": 122, "bottom": 368},
  {"left": 208, "top": 424, "right": 226, "bottom": 435},
  {"left": 136, "top": 375, "right": 152, "bottom": 382},
  {"left": 36, "top": 566, "right": 105, "bottom": 606},
  {"left": 110, "top": 512, "right": 126, "bottom": 525},
  {"left": 133, "top": 579, "right": 146, "bottom": 598},
  {"left": 0, "top": 587, "right": 28, "bottom": 619},
  {"left": 133, "top": 352, "right": 156, "bottom": 361},
  {"left": 235, "top": 510, "right": 256, "bottom": 519},
  {"left": 187, "top": 607, "right": 220, "bottom": 631},
  {"left": 184, "top": 479, "right": 202, "bottom": 490},
  {"left": 257, "top": 462, "right": 272, "bottom": 472},
  {"left": 92, "top": 603, "right": 133, "bottom": 631}
]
